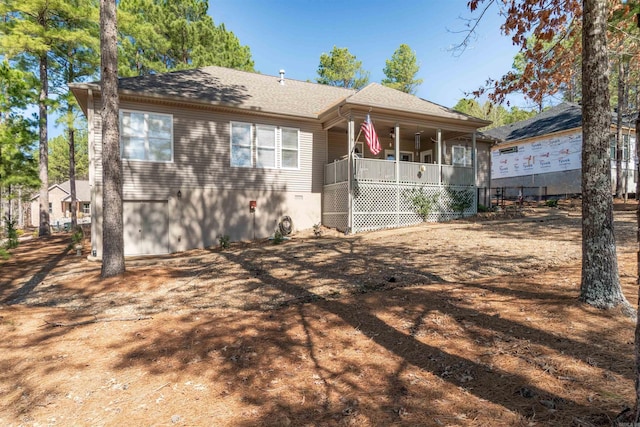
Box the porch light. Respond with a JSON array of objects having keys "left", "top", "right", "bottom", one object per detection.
[
  {"left": 177, "top": 190, "right": 182, "bottom": 199},
  {"left": 415, "top": 132, "right": 421, "bottom": 150}
]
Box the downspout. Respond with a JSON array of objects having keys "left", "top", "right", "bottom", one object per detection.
[
  {"left": 347, "top": 116, "right": 354, "bottom": 234},
  {"left": 394, "top": 123, "right": 400, "bottom": 227}
]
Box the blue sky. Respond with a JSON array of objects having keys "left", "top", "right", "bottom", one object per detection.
[
  {"left": 47, "top": 1, "right": 533, "bottom": 138},
  {"left": 209, "top": 0, "right": 533, "bottom": 109}
]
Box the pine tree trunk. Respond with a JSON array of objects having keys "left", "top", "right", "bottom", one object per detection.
[
  {"left": 579, "top": 0, "right": 628, "bottom": 308},
  {"left": 100, "top": 0, "right": 125, "bottom": 277},
  {"left": 615, "top": 58, "right": 624, "bottom": 198},
  {"left": 634, "top": 113, "right": 640, "bottom": 423},
  {"left": 69, "top": 128, "right": 77, "bottom": 229},
  {"left": 38, "top": 54, "right": 50, "bottom": 236}
]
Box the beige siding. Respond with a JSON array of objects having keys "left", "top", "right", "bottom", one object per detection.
[
  {"left": 88, "top": 96, "right": 326, "bottom": 256},
  {"left": 89, "top": 99, "right": 326, "bottom": 195},
  {"left": 30, "top": 186, "right": 68, "bottom": 227}
]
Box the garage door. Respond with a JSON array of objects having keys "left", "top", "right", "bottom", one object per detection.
[{"left": 123, "top": 201, "right": 169, "bottom": 256}]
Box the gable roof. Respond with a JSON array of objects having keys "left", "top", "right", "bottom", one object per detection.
[
  {"left": 72, "top": 66, "right": 355, "bottom": 120},
  {"left": 484, "top": 102, "right": 583, "bottom": 143},
  {"left": 485, "top": 102, "right": 638, "bottom": 143},
  {"left": 344, "top": 83, "right": 479, "bottom": 123},
  {"left": 31, "top": 180, "right": 91, "bottom": 202},
  {"left": 59, "top": 180, "right": 91, "bottom": 202},
  {"left": 70, "top": 66, "right": 490, "bottom": 128}
]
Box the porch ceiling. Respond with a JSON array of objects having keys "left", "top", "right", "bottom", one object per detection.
[{"left": 328, "top": 120, "right": 471, "bottom": 143}]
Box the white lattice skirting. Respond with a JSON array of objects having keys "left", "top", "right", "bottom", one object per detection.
[{"left": 322, "top": 182, "right": 476, "bottom": 234}]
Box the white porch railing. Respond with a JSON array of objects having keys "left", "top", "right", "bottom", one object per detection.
[{"left": 324, "top": 157, "right": 474, "bottom": 186}]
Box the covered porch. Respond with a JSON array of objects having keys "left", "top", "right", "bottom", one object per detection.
[
  {"left": 318, "top": 84, "right": 491, "bottom": 234},
  {"left": 322, "top": 120, "right": 482, "bottom": 234}
]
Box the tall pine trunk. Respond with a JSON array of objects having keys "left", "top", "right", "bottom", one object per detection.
[
  {"left": 100, "top": 0, "right": 124, "bottom": 277},
  {"left": 579, "top": 0, "right": 628, "bottom": 308},
  {"left": 69, "top": 128, "right": 77, "bottom": 229},
  {"left": 38, "top": 54, "right": 50, "bottom": 236},
  {"left": 615, "top": 57, "right": 625, "bottom": 198}
]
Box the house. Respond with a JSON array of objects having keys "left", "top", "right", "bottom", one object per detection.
[
  {"left": 485, "top": 102, "right": 637, "bottom": 201},
  {"left": 30, "top": 180, "right": 91, "bottom": 228},
  {"left": 69, "top": 66, "right": 492, "bottom": 257}
]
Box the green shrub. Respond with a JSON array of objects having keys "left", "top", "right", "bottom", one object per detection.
[
  {"left": 477, "top": 204, "right": 490, "bottom": 213},
  {"left": 218, "top": 234, "right": 230, "bottom": 249},
  {"left": 273, "top": 230, "right": 284, "bottom": 245},
  {"left": 404, "top": 188, "right": 440, "bottom": 221},
  {"left": 71, "top": 226, "right": 84, "bottom": 245},
  {"left": 545, "top": 199, "right": 558, "bottom": 208},
  {"left": 3, "top": 216, "right": 18, "bottom": 249},
  {"left": 447, "top": 188, "right": 474, "bottom": 217}
]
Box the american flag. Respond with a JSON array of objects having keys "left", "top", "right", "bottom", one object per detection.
[{"left": 361, "top": 114, "right": 381, "bottom": 156}]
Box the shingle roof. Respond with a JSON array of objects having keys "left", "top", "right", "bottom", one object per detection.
[
  {"left": 59, "top": 180, "right": 91, "bottom": 202},
  {"left": 31, "top": 180, "right": 91, "bottom": 202},
  {"left": 483, "top": 102, "right": 583, "bottom": 142},
  {"left": 71, "top": 66, "right": 489, "bottom": 127},
  {"left": 116, "top": 66, "right": 355, "bottom": 119},
  {"left": 345, "top": 83, "right": 479, "bottom": 122}
]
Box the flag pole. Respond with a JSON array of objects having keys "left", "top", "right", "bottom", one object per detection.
[{"left": 351, "top": 128, "right": 363, "bottom": 153}]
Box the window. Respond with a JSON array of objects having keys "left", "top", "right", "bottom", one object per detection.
[
  {"left": 281, "top": 127, "right": 299, "bottom": 169},
  {"left": 499, "top": 146, "right": 518, "bottom": 154},
  {"left": 384, "top": 149, "right": 413, "bottom": 161},
  {"left": 610, "top": 135, "right": 633, "bottom": 161},
  {"left": 82, "top": 203, "right": 90, "bottom": 215},
  {"left": 421, "top": 150, "right": 433, "bottom": 164},
  {"left": 623, "top": 134, "right": 630, "bottom": 161},
  {"left": 610, "top": 135, "right": 616, "bottom": 160},
  {"left": 354, "top": 142, "right": 364, "bottom": 158},
  {"left": 256, "top": 125, "right": 277, "bottom": 168},
  {"left": 120, "top": 111, "right": 173, "bottom": 162},
  {"left": 231, "top": 122, "right": 253, "bottom": 167},
  {"left": 231, "top": 122, "right": 299, "bottom": 170},
  {"left": 452, "top": 145, "right": 472, "bottom": 166},
  {"left": 48, "top": 202, "right": 52, "bottom": 214}
]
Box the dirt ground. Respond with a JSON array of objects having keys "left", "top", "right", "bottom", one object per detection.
[{"left": 1, "top": 201, "right": 639, "bottom": 426}]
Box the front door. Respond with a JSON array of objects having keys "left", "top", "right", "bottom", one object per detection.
[{"left": 421, "top": 150, "right": 433, "bottom": 164}]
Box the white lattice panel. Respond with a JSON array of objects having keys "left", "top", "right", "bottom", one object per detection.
[
  {"left": 323, "top": 181, "right": 477, "bottom": 235},
  {"left": 322, "top": 182, "right": 348, "bottom": 232}
]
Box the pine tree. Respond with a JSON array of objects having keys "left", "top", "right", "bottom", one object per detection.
[
  {"left": 0, "top": 0, "right": 97, "bottom": 235},
  {"left": 382, "top": 44, "right": 423, "bottom": 94},
  {"left": 117, "top": 0, "right": 254, "bottom": 76},
  {"left": 317, "top": 46, "right": 369, "bottom": 89},
  {"left": 100, "top": 0, "right": 125, "bottom": 277},
  {"left": 0, "top": 61, "right": 39, "bottom": 225}
]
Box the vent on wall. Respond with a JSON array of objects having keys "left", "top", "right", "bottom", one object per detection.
[{"left": 499, "top": 146, "right": 518, "bottom": 154}]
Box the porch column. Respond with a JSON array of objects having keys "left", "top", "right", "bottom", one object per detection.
[
  {"left": 472, "top": 131, "right": 478, "bottom": 212},
  {"left": 437, "top": 128, "right": 442, "bottom": 186},
  {"left": 347, "top": 116, "right": 355, "bottom": 233},
  {"left": 394, "top": 123, "right": 400, "bottom": 227}
]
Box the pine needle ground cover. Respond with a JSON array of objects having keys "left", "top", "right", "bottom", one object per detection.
[{"left": 0, "top": 201, "right": 636, "bottom": 426}]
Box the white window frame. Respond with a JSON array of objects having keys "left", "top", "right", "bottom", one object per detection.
[
  {"left": 120, "top": 110, "right": 173, "bottom": 162},
  {"left": 230, "top": 121, "right": 253, "bottom": 168},
  {"left": 256, "top": 125, "right": 277, "bottom": 169},
  {"left": 384, "top": 149, "right": 413, "bottom": 161},
  {"left": 420, "top": 149, "right": 433, "bottom": 164},
  {"left": 452, "top": 145, "right": 471, "bottom": 166},
  {"left": 281, "top": 127, "right": 300, "bottom": 170},
  {"left": 230, "top": 122, "right": 300, "bottom": 170},
  {"left": 82, "top": 203, "right": 91, "bottom": 215},
  {"left": 354, "top": 142, "right": 364, "bottom": 158}
]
